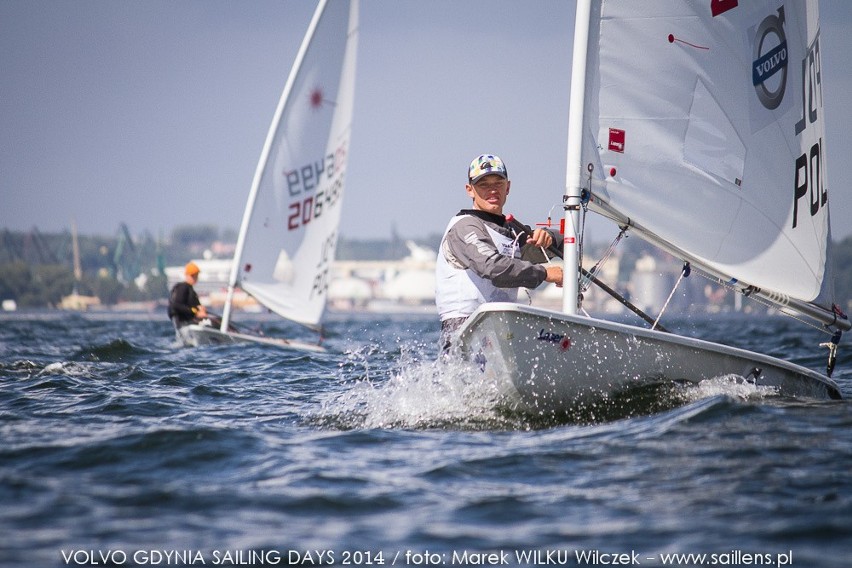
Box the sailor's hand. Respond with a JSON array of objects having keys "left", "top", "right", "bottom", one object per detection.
[
  {"left": 527, "top": 228, "right": 553, "bottom": 249},
  {"left": 195, "top": 306, "right": 208, "bottom": 318},
  {"left": 545, "top": 265, "right": 563, "bottom": 287}
]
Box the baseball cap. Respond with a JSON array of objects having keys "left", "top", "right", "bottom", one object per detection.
[{"left": 468, "top": 154, "right": 508, "bottom": 184}]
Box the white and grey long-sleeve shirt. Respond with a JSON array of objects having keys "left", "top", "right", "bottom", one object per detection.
[{"left": 435, "top": 210, "right": 548, "bottom": 321}]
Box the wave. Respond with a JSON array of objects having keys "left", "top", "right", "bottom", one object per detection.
[{"left": 73, "top": 338, "right": 151, "bottom": 361}]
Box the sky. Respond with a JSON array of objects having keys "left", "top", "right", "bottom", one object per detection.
[{"left": 2, "top": 0, "right": 852, "bottom": 244}]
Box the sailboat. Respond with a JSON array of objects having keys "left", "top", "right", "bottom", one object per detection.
[
  {"left": 178, "top": 0, "right": 358, "bottom": 351},
  {"left": 455, "top": 0, "right": 849, "bottom": 411}
]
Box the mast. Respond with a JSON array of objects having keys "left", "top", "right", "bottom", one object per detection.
[
  {"left": 221, "top": 0, "right": 330, "bottom": 332},
  {"left": 562, "top": 0, "right": 592, "bottom": 315}
]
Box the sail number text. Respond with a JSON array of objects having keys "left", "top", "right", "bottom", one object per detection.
[
  {"left": 285, "top": 145, "right": 346, "bottom": 231},
  {"left": 310, "top": 231, "right": 336, "bottom": 299},
  {"left": 792, "top": 34, "right": 826, "bottom": 229}
]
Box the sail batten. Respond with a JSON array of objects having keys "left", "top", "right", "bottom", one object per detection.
[{"left": 578, "top": 0, "right": 846, "bottom": 330}]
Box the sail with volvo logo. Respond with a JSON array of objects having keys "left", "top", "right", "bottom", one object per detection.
[
  {"left": 455, "top": 0, "right": 848, "bottom": 410},
  {"left": 178, "top": 0, "right": 358, "bottom": 351},
  {"left": 581, "top": 0, "right": 836, "bottom": 322}
]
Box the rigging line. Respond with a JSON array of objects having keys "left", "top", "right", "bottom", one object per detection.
[
  {"left": 505, "top": 214, "right": 667, "bottom": 332},
  {"left": 509, "top": 229, "right": 525, "bottom": 252},
  {"left": 573, "top": 170, "right": 595, "bottom": 308},
  {"left": 581, "top": 226, "right": 628, "bottom": 294},
  {"left": 583, "top": 265, "right": 669, "bottom": 332},
  {"left": 652, "top": 262, "right": 690, "bottom": 331},
  {"left": 509, "top": 224, "right": 537, "bottom": 307},
  {"left": 577, "top": 167, "right": 594, "bottom": 284}
]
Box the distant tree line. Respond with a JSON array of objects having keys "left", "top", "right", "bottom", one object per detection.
[
  {"left": 0, "top": 225, "right": 435, "bottom": 308},
  {"left": 1, "top": 225, "right": 851, "bottom": 313},
  {"left": 0, "top": 225, "right": 236, "bottom": 308}
]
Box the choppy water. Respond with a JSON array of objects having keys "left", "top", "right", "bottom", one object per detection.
[{"left": 1, "top": 311, "right": 851, "bottom": 567}]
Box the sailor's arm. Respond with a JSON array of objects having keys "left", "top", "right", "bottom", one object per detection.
[{"left": 444, "top": 219, "right": 549, "bottom": 288}]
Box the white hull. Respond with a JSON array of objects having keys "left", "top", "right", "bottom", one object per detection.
[
  {"left": 178, "top": 323, "right": 326, "bottom": 353},
  {"left": 456, "top": 303, "right": 842, "bottom": 412}
]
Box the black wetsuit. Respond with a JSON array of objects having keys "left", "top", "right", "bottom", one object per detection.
[{"left": 167, "top": 281, "right": 202, "bottom": 327}]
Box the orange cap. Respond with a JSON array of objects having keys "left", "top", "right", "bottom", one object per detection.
[{"left": 184, "top": 261, "right": 200, "bottom": 276}]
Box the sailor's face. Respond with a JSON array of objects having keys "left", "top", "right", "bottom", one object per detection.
[{"left": 467, "top": 174, "right": 510, "bottom": 215}]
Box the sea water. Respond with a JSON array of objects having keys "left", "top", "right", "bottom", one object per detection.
[{"left": 1, "top": 311, "right": 850, "bottom": 567}]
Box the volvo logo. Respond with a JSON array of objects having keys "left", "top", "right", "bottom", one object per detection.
[{"left": 752, "top": 6, "right": 788, "bottom": 110}]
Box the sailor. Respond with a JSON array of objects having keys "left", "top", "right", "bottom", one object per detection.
[
  {"left": 435, "top": 154, "right": 563, "bottom": 352},
  {"left": 168, "top": 261, "right": 208, "bottom": 336}
]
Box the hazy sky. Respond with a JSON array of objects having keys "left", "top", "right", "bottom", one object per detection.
[{"left": 2, "top": 0, "right": 851, "bottom": 243}]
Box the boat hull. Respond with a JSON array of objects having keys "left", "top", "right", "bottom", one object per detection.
[
  {"left": 178, "top": 323, "right": 326, "bottom": 353},
  {"left": 455, "top": 303, "right": 842, "bottom": 412}
]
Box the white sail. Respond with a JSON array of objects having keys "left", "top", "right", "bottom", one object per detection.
[
  {"left": 575, "top": 0, "right": 844, "bottom": 327},
  {"left": 222, "top": 0, "right": 358, "bottom": 330}
]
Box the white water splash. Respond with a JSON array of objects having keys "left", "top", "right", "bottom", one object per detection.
[
  {"left": 680, "top": 374, "right": 779, "bottom": 402},
  {"left": 315, "top": 344, "right": 513, "bottom": 430},
  {"left": 39, "top": 361, "right": 97, "bottom": 378}
]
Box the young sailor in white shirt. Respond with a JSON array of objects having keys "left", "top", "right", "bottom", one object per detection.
[{"left": 436, "top": 154, "right": 563, "bottom": 351}]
